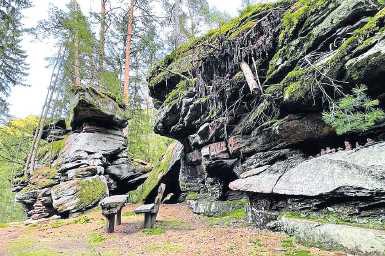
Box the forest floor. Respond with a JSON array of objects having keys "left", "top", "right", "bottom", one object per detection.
[{"left": 0, "top": 204, "right": 346, "bottom": 256}]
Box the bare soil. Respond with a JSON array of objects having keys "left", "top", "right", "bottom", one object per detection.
[{"left": 0, "top": 204, "right": 347, "bottom": 256}]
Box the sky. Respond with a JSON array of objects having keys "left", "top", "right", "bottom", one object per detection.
[{"left": 8, "top": 0, "right": 244, "bottom": 118}]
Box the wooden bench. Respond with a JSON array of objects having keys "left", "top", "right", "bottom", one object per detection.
[
  {"left": 100, "top": 195, "right": 128, "bottom": 233},
  {"left": 134, "top": 183, "right": 166, "bottom": 229}
]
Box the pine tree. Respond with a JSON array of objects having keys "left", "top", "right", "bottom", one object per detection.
[{"left": 0, "top": 0, "right": 31, "bottom": 122}]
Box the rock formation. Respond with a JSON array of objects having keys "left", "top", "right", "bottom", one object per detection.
[
  {"left": 147, "top": 0, "right": 385, "bottom": 226},
  {"left": 13, "top": 87, "right": 151, "bottom": 220}
]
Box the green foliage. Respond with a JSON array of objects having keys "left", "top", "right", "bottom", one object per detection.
[
  {"left": 322, "top": 85, "right": 385, "bottom": 135},
  {"left": 0, "top": 162, "right": 25, "bottom": 223},
  {"left": 99, "top": 71, "right": 122, "bottom": 105},
  {"left": 37, "top": 138, "right": 66, "bottom": 162},
  {"left": 127, "top": 109, "right": 173, "bottom": 165},
  {"left": 0, "top": 116, "right": 38, "bottom": 167},
  {"left": 0, "top": 0, "right": 30, "bottom": 120}
]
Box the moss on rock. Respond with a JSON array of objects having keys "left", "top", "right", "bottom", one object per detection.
[
  {"left": 128, "top": 143, "right": 177, "bottom": 203},
  {"left": 51, "top": 176, "right": 108, "bottom": 213}
]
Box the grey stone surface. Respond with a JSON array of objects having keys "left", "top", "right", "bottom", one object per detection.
[
  {"left": 69, "top": 86, "right": 127, "bottom": 129},
  {"left": 63, "top": 131, "right": 126, "bottom": 157},
  {"left": 51, "top": 176, "right": 108, "bottom": 213},
  {"left": 230, "top": 143, "right": 385, "bottom": 197},
  {"left": 269, "top": 218, "right": 385, "bottom": 256},
  {"left": 188, "top": 199, "right": 248, "bottom": 217}
]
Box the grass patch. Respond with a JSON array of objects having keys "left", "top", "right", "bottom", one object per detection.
[
  {"left": 8, "top": 249, "right": 61, "bottom": 256},
  {"left": 6, "top": 236, "right": 60, "bottom": 256},
  {"left": 73, "top": 215, "right": 91, "bottom": 224},
  {"left": 142, "top": 226, "right": 165, "bottom": 235},
  {"left": 226, "top": 242, "right": 240, "bottom": 254},
  {"left": 207, "top": 208, "right": 247, "bottom": 226},
  {"left": 145, "top": 241, "right": 183, "bottom": 254},
  {"left": 87, "top": 232, "right": 106, "bottom": 246},
  {"left": 158, "top": 219, "right": 192, "bottom": 230},
  {"left": 282, "top": 236, "right": 311, "bottom": 256},
  {"left": 49, "top": 220, "right": 67, "bottom": 229},
  {"left": 0, "top": 223, "right": 9, "bottom": 228},
  {"left": 249, "top": 238, "right": 267, "bottom": 255},
  {"left": 122, "top": 211, "right": 136, "bottom": 217}
]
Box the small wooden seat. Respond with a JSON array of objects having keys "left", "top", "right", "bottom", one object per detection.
[
  {"left": 100, "top": 195, "right": 128, "bottom": 233},
  {"left": 134, "top": 183, "right": 166, "bottom": 228}
]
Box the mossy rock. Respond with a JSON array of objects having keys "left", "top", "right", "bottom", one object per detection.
[
  {"left": 128, "top": 143, "right": 181, "bottom": 203},
  {"left": 51, "top": 176, "right": 108, "bottom": 213},
  {"left": 147, "top": 1, "right": 291, "bottom": 103},
  {"left": 67, "top": 86, "right": 128, "bottom": 130}
]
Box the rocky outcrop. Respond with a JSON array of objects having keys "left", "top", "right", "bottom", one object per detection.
[
  {"left": 269, "top": 218, "right": 385, "bottom": 256},
  {"left": 147, "top": 0, "right": 385, "bottom": 223},
  {"left": 14, "top": 86, "right": 150, "bottom": 219},
  {"left": 128, "top": 142, "right": 183, "bottom": 204}
]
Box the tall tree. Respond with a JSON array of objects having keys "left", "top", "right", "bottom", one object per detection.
[
  {"left": 162, "top": 0, "right": 230, "bottom": 50},
  {"left": 123, "top": 0, "right": 135, "bottom": 106},
  {"left": 0, "top": 0, "right": 31, "bottom": 122},
  {"left": 99, "top": 0, "right": 107, "bottom": 72}
]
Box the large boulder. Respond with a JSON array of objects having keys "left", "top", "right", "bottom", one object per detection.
[
  {"left": 51, "top": 176, "right": 108, "bottom": 213},
  {"left": 128, "top": 142, "right": 183, "bottom": 203},
  {"left": 68, "top": 86, "right": 127, "bottom": 129},
  {"left": 143, "top": 0, "right": 385, "bottom": 232},
  {"left": 230, "top": 142, "right": 385, "bottom": 197},
  {"left": 269, "top": 218, "right": 385, "bottom": 256}
]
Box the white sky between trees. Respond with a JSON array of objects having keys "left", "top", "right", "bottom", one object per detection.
[{"left": 8, "top": 0, "right": 244, "bottom": 118}]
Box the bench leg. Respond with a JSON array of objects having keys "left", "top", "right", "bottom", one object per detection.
[
  {"left": 104, "top": 214, "right": 116, "bottom": 233},
  {"left": 150, "top": 213, "right": 156, "bottom": 228},
  {"left": 116, "top": 208, "right": 122, "bottom": 226},
  {"left": 144, "top": 213, "right": 153, "bottom": 229}
]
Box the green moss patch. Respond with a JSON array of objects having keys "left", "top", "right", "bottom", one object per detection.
[
  {"left": 127, "top": 143, "right": 176, "bottom": 203},
  {"left": 76, "top": 177, "right": 108, "bottom": 209},
  {"left": 207, "top": 206, "right": 248, "bottom": 226}
]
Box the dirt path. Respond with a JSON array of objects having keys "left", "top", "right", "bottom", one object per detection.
[{"left": 0, "top": 204, "right": 346, "bottom": 256}]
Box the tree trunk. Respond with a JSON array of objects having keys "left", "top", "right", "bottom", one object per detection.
[
  {"left": 123, "top": 0, "right": 134, "bottom": 106},
  {"left": 99, "top": 0, "right": 106, "bottom": 73},
  {"left": 74, "top": 33, "right": 81, "bottom": 88},
  {"left": 174, "top": 0, "right": 183, "bottom": 48}
]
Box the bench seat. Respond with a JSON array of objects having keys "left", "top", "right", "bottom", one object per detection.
[
  {"left": 134, "top": 183, "right": 165, "bottom": 229},
  {"left": 100, "top": 195, "right": 128, "bottom": 233},
  {"left": 134, "top": 203, "right": 155, "bottom": 213}
]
